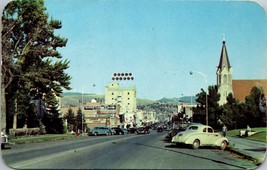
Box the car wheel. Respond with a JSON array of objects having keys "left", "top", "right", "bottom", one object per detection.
[
  {"left": 220, "top": 140, "right": 227, "bottom": 150},
  {"left": 193, "top": 139, "right": 200, "bottom": 149},
  {"left": 106, "top": 132, "right": 110, "bottom": 136},
  {"left": 94, "top": 132, "right": 97, "bottom": 136},
  {"left": 119, "top": 132, "right": 122, "bottom": 135}
]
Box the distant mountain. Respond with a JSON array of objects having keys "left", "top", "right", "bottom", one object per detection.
[
  {"left": 61, "top": 92, "right": 196, "bottom": 108},
  {"left": 61, "top": 92, "right": 105, "bottom": 107},
  {"left": 157, "top": 96, "right": 197, "bottom": 104}
]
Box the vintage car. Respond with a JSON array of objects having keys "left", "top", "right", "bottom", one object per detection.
[
  {"left": 88, "top": 126, "right": 113, "bottom": 136},
  {"left": 136, "top": 126, "right": 150, "bottom": 134},
  {"left": 171, "top": 124, "right": 229, "bottom": 150},
  {"left": 112, "top": 127, "right": 127, "bottom": 135},
  {"left": 165, "top": 123, "right": 202, "bottom": 141}
]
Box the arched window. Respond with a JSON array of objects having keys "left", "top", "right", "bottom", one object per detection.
[
  {"left": 228, "top": 75, "right": 232, "bottom": 84},
  {"left": 223, "top": 75, "right": 227, "bottom": 84}
]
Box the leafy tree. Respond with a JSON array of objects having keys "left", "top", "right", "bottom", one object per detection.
[
  {"left": 220, "top": 86, "right": 266, "bottom": 129},
  {"left": 220, "top": 93, "right": 245, "bottom": 129},
  {"left": 244, "top": 86, "right": 265, "bottom": 127},
  {"left": 1, "top": 0, "right": 71, "bottom": 133},
  {"left": 193, "top": 86, "right": 220, "bottom": 128}
]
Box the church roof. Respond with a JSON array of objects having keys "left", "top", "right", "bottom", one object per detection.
[
  {"left": 218, "top": 41, "right": 231, "bottom": 70},
  {"left": 232, "top": 79, "right": 267, "bottom": 102}
]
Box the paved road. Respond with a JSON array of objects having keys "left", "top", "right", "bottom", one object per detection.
[{"left": 1, "top": 131, "right": 257, "bottom": 169}]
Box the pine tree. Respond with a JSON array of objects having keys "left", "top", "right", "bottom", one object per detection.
[
  {"left": 64, "top": 108, "right": 75, "bottom": 132},
  {"left": 1, "top": 0, "right": 71, "bottom": 133},
  {"left": 75, "top": 108, "right": 86, "bottom": 132}
]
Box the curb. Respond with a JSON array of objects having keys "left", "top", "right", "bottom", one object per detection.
[{"left": 227, "top": 146, "right": 262, "bottom": 166}]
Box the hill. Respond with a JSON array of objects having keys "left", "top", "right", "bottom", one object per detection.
[{"left": 60, "top": 93, "right": 196, "bottom": 107}]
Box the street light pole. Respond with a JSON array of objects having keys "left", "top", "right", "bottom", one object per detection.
[
  {"left": 190, "top": 71, "right": 208, "bottom": 126},
  {"left": 81, "top": 90, "right": 84, "bottom": 135}
]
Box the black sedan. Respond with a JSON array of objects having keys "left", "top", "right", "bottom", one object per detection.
[
  {"left": 111, "top": 127, "right": 125, "bottom": 135},
  {"left": 136, "top": 126, "right": 150, "bottom": 134}
]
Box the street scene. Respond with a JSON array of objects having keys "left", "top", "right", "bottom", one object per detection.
[
  {"left": 1, "top": 0, "right": 267, "bottom": 169},
  {"left": 1, "top": 130, "right": 261, "bottom": 169}
]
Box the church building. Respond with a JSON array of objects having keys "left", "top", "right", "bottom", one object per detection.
[{"left": 216, "top": 40, "right": 267, "bottom": 105}]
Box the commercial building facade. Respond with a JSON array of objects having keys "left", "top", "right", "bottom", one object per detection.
[{"left": 105, "top": 82, "right": 137, "bottom": 127}]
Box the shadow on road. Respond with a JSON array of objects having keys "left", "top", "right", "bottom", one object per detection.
[{"left": 134, "top": 142, "right": 254, "bottom": 169}]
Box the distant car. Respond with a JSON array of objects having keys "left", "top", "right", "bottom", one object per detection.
[
  {"left": 171, "top": 124, "right": 229, "bottom": 150},
  {"left": 121, "top": 128, "right": 129, "bottom": 134},
  {"left": 109, "top": 128, "right": 116, "bottom": 135},
  {"left": 157, "top": 126, "right": 163, "bottom": 132},
  {"left": 136, "top": 126, "right": 150, "bottom": 134},
  {"left": 1, "top": 131, "right": 9, "bottom": 149},
  {"left": 112, "top": 127, "right": 125, "bottom": 135},
  {"left": 128, "top": 127, "right": 137, "bottom": 134},
  {"left": 88, "top": 126, "right": 112, "bottom": 136}
]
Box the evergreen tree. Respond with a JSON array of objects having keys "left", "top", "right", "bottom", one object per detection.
[
  {"left": 244, "top": 86, "right": 265, "bottom": 127},
  {"left": 1, "top": 0, "right": 71, "bottom": 133},
  {"left": 64, "top": 108, "right": 75, "bottom": 132},
  {"left": 75, "top": 108, "right": 86, "bottom": 132},
  {"left": 193, "top": 86, "right": 220, "bottom": 128}
]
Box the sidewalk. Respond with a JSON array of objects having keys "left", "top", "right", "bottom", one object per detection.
[{"left": 227, "top": 136, "right": 266, "bottom": 164}]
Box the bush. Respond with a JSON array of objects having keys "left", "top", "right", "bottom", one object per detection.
[{"left": 9, "top": 128, "right": 41, "bottom": 137}]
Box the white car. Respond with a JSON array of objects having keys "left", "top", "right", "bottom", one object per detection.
[{"left": 171, "top": 124, "right": 229, "bottom": 150}]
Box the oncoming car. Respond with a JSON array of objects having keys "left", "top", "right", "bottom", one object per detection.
[{"left": 171, "top": 124, "right": 229, "bottom": 150}]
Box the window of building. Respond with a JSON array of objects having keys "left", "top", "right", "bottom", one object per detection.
[{"left": 223, "top": 75, "right": 227, "bottom": 84}]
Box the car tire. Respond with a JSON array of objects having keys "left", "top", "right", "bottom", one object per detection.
[
  {"left": 94, "top": 132, "right": 98, "bottom": 136},
  {"left": 106, "top": 132, "right": 110, "bottom": 136},
  {"left": 220, "top": 140, "right": 227, "bottom": 150},
  {"left": 193, "top": 139, "right": 200, "bottom": 149}
]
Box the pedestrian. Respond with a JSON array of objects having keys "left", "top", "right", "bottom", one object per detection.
[{"left": 222, "top": 124, "right": 227, "bottom": 137}]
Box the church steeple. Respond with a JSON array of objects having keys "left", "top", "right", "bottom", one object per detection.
[
  {"left": 218, "top": 41, "right": 231, "bottom": 70},
  {"left": 216, "top": 40, "right": 233, "bottom": 105}
]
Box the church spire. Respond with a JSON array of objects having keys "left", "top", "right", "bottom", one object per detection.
[
  {"left": 218, "top": 40, "right": 231, "bottom": 70},
  {"left": 216, "top": 39, "right": 233, "bottom": 106}
]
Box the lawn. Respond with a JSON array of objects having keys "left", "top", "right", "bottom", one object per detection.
[
  {"left": 9, "top": 133, "right": 83, "bottom": 144},
  {"left": 227, "top": 127, "right": 266, "bottom": 143}
]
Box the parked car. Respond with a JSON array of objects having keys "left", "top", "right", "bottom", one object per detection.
[
  {"left": 112, "top": 127, "right": 125, "bottom": 135},
  {"left": 128, "top": 127, "right": 137, "bottom": 134},
  {"left": 109, "top": 128, "right": 116, "bottom": 135},
  {"left": 165, "top": 123, "right": 202, "bottom": 141},
  {"left": 121, "top": 128, "right": 129, "bottom": 134},
  {"left": 1, "top": 131, "right": 9, "bottom": 149},
  {"left": 88, "top": 126, "right": 112, "bottom": 136},
  {"left": 171, "top": 124, "right": 229, "bottom": 150},
  {"left": 136, "top": 126, "right": 150, "bottom": 134}
]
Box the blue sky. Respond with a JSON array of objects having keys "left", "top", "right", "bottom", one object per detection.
[{"left": 43, "top": 0, "right": 267, "bottom": 100}]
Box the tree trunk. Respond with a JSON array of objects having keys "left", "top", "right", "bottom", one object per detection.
[
  {"left": 13, "top": 97, "right": 17, "bottom": 129},
  {"left": 1, "top": 83, "right": 7, "bottom": 133}
]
